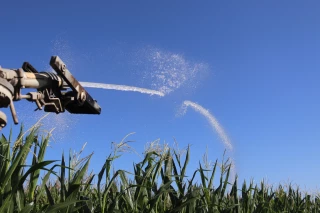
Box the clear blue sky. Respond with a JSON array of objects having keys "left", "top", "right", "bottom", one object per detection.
[{"left": 1, "top": 1, "right": 320, "bottom": 191}]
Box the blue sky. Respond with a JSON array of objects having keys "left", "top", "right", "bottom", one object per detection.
[{"left": 1, "top": 1, "right": 320, "bottom": 190}]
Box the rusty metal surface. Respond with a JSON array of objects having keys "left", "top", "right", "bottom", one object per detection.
[
  {"left": 22, "top": 62, "right": 39, "bottom": 73},
  {"left": 0, "top": 111, "right": 7, "bottom": 129},
  {"left": 0, "top": 76, "right": 17, "bottom": 124},
  {"left": 50, "top": 56, "right": 101, "bottom": 114},
  {"left": 0, "top": 78, "right": 14, "bottom": 109},
  {"left": 9, "top": 101, "right": 18, "bottom": 124},
  {"left": 0, "top": 77, "right": 14, "bottom": 96}
]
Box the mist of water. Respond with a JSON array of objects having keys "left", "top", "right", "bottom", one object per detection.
[
  {"left": 182, "top": 100, "right": 233, "bottom": 151},
  {"left": 134, "top": 47, "right": 208, "bottom": 95},
  {"left": 80, "top": 82, "right": 165, "bottom": 97}
]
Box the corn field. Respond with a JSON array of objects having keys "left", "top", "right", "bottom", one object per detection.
[{"left": 0, "top": 125, "right": 320, "bottom": 213}]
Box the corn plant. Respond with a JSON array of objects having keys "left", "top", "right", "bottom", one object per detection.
[{"left": 1, "top": 124, "right": 320, "bottom": 212}]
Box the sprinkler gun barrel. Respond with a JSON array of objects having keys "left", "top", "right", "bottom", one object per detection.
[{"left": 0, "top": 56, "right": 101, "bottom": 129}]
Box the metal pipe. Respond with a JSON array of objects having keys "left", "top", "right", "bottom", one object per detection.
[
  {"left": 0, "top": 69, "right": 63, "bottom": 89},
  {"left": 9, "top": 101, "right": 18, "bottom": 124},
  {"left": 23, "top": 73, "right": 63, "bottom": 88},
  {"left": 21, "top": 78, "right": 53, "bottom": 89}
]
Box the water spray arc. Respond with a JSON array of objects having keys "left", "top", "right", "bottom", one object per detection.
[
  {"left": 182, "top": 100, "right": 233, "bottom": 151},
  {"left": 80, "top": 82, "right": 165, "bottom": 97},
  {"left": 182, "top": 100, "right": 236, "bottom": 179}
]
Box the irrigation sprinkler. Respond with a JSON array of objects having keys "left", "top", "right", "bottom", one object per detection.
[{"left": 0, "top": 56, "right": 101, "bottom": 129}]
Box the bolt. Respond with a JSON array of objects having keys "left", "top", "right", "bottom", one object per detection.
[{"left": 80, "top": 92, "right": 86, "bottom": 102}]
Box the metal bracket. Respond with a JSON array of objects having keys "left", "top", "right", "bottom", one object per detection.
[{"left": 50, "top": 56, "right": 101, "bottom": 114}]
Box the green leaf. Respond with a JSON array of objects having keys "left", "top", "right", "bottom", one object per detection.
[
  {"left": 0, "top": 127, "right": 38, "bottom": 194},
  {"left": 20, "top": 202, "right": 34, "bottom": 213},
  {"left": 18, "top": 160, "right": 57, "bottom": 188},
  {"left": 45, "top": 199, "right": 83, "bottom": 213},
  {"left": 60, "top": 152, "right": 66, "bottom": 202},
  {"left": 44, "top": 184, "right": 55, "bottom": 206}
]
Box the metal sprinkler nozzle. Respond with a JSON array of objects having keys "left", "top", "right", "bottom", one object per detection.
[{"left": 0, "top": 56, "right": 102, "bottom": 129}]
